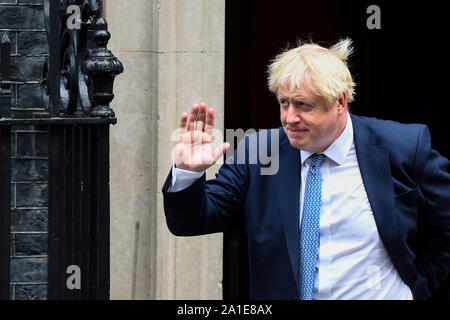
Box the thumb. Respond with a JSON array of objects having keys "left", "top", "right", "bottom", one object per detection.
[{"left": 212, "top": 142, "right": 230, "bottom": 163}]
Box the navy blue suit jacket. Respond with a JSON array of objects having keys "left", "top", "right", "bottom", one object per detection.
[{"left": 162, "top": 114, "right": 450, "bottom": 299}]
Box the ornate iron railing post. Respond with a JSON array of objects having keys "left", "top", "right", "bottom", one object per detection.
[
  {"left": 42, "top": 0, "right": 124, "bottom": 119},
  {"left": 83, "top": 18, "right": 123, "bottom": 118},
  {"left": 0, "top": 32, "right": 12, "bottom": 300},
  {"left": 42, "top": 0, "right": 123, "bottom": 300}
]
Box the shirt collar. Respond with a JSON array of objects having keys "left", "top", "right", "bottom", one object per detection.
[{"left": 300, "top": 112, "right": 353, "bottom": 166}]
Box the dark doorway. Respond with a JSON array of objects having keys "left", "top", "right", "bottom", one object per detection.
[{"left": 224, "top": 0, "right": 449, "bottom": 299}]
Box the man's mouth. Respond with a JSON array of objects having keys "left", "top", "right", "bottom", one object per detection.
[{"left": 288, "top": 128, "right": 308, "bottom": 134}]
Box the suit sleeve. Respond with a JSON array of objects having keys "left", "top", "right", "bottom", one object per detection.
[
  {"left": 162, "top": 139, "right": 249, "bottom": 236},
  {"left": 413, "top": 125, "right": 450, "bottom": 297}
]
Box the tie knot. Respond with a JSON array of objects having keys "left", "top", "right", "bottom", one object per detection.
[{"left": 310, "top": 153, "right": 326, "bottom": 168}]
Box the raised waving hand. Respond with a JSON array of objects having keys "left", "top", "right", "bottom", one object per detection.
[{"left": 174, "top": 103, "right": 230, "bottom": 172}]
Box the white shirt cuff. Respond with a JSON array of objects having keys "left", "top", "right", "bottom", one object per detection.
[{"left": 170, "top": 162, "right": 205, "bottom": 192}]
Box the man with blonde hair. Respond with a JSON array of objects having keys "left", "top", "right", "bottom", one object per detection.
[{"left": 162, "top": 38, "right": 450, "bottom": 300}]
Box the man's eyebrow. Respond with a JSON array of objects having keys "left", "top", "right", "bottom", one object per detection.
[
  {"left": 292, "top": 95, "right": 315, "bottom": 104},
  {"left": 277, "top": 92, "right": 317, "bottom": 103}
]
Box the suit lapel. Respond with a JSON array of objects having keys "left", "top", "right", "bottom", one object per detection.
[
  {"left": 274, "top": 128, "right": 301, "bottom": 285},
  {"left": 351, "top": 114, "right": 403, "bottom": 257}
]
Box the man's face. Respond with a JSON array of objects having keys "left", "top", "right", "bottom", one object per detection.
[{"left": 278, "top": 84, "right": 346, "bottom": 153}]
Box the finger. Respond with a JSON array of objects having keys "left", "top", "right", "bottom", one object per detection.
[
  {"left": 188, "top": 104, "right": 199, "bottom": 131},
  {"left": 196, "top": 103, "right": 207, "bottom": 131},
  {"left": 179, "top": 112, "right": 188, "bottom": 135},
  {"left": 178, "top": 112, "right": 188, "bottom": 143},
  {"left": 204, "top": 108, "right": 215, "bottom": 135},
  {"left": 212, "top": 142, "right": 230, "bottom": 162}
]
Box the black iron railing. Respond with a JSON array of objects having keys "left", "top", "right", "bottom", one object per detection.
[{"left": 0, "top": 0, "right": 123, "bottom": 300}]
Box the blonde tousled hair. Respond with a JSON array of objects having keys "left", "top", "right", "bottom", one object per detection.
[{"left": 267, "top": 38, "right": 356, "bottom": 104}]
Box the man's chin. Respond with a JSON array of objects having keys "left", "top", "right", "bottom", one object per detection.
[{"left": 287, "top": 137, "right": 308, "bottom": 150}]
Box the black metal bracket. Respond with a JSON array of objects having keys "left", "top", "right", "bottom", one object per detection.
[{"left": 1, "top": 33, "right": 11, "bottom": 118}]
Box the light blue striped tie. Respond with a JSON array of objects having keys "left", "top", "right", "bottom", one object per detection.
[{"left": 299, "top": 153, "right": 326, "bottom": 300}]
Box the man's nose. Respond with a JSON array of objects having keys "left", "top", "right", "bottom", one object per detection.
[{"left": 286, "top": 104, "right": 300, "bottom": 123}]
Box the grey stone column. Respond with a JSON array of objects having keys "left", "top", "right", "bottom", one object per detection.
[{"left": 105, "top": 0, "right": 225, "bottom": 300}]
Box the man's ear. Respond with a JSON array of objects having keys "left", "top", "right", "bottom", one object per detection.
[{"left": 336, "top": 92, "right": 347, "bottom": 114}]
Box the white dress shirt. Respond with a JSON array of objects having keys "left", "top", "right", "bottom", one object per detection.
[
  {"left": 299, "top": 113, "right": 412, "bottom": 299},
  {"left": 169, "top": 113, "right": 413, "bottom": 300}
]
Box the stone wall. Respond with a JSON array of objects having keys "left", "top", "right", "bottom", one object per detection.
[{"left": 0, "top": 0, "right": 48, "bottom": 299}]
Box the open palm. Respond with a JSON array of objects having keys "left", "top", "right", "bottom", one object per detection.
[{"left": 174, "top": 103, "right": 230, "bottom": 172}]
